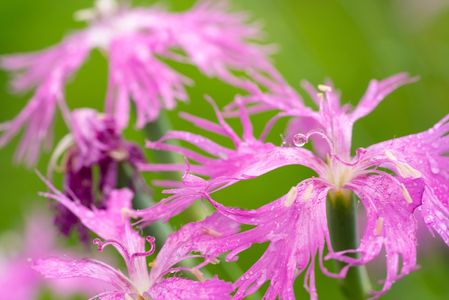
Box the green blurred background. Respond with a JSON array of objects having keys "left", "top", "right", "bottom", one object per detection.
[{"left": 1, "top": 0, "right": 449, "bottom": 299}]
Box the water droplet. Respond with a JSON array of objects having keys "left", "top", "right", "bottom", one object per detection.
[
  {"left": 428, "top": 154, "right": 440, "bottom": 174},
  {"left": 431, "top": 166, "right": 440, "bottom": 174},
  {"left": 293, "top": 133, "right": 308, "bottom": 147}
]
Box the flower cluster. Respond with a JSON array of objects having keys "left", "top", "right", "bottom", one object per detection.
[{"left": 1, "top": 1, "right": 449, "bottom": 300}]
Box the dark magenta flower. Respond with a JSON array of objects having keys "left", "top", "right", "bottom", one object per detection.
[{"left": 49, "top": 108, "right": 145, "bottom": 241}]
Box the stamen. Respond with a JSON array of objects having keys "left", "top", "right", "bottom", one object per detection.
[
  {"left": 125, "top": 294, "right": 134, "bottom": 300},
  {"left": 191, "top": 269, "right": 205, "bottom": 281},
  {"left": 74, "top": 9, "right": 96, "bottom": 21},
  {"left": 131, "top": 236, "right": 156, "bottom": 258},
  {"left": 400, "top": 183, "right": 413, "bottom": 204},
  {"left": 284, "top": 186, "right": 298, "bottom": 207},
  {"left": 121, "top": 207, "right": 132, "bottom": 219},
  {"left": 96, "top": 0, "right": 119, "bottom": 16},
  {"left": 48, "top": 134, "right": 74, "bottom": 174},
  {"left": 74, "top": 0, "right": 122, "bottom": 22},
  {"left": 210, "top": 258, "right": 220, "bottom": 264},
  {"left": 109, "top": 148, "right": 129, "bottom": 161},
  {"left": 93, "top": 238, "right": 131, "bottom": 261},
  {"left": 302, "top": 184, "right": 314, "bottom": 202},
  {"left": 384, "top": 150, "right": 397, "bottom": 161},
  {"left": 375, "top": 217, "right": 384, "bottom": 236},
  {"left": 203, "top": 227, "right": 222, "bottom": 237},
  {"left": 384, "top": 150, "right": 422, "bottom": 178},
  {"left": 148, "top": 261, "right": 156, "bottom": 268},
  {"left": 332, "top": 148, "right": 367, "bottom": 167},
  {"left": 318, "top": 84, "right": 332, "bottom": 92}
]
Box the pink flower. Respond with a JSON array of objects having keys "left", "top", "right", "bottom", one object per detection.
[
  {"left": 133, "top": 74, "right": 449, "bottom": 298},
  {"left": 0, "top": 0, "right": 274, "bottom": 166},
  {"left": 49, "top": 108, "right": 145, "bottom": 241},
  {"left": 0, "top": 211, "right": 105, "bottom": 300},
  {"left": 36, "top": 184, "right": 233, "bottom": 299}
]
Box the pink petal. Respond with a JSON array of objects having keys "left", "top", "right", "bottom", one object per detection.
[
  {"left": 367, "top": 115, "right": 449, "bottom": 245},
  {"left": 332, "top": 175, "right": 424, "bottom": 297},
  {"left": 32, "top": 257, "right": 132, "bottom": 294},
  {"left": 201, "top": 179, "right": 336, "bottom": 299},
  {"left": 149, "top": 212, "right": 239, "bottom": 283},
  {"left": 141, "top": 102, "right": 321, "bottom": 178},
  {"left": 0, "top": 34, "right": 89, "bottom": 166},
  {"left": 149, "top": 277, "right": 232, "bottom": 300},
  {"left": 105, "top": 33, "right": 191, "bottom": 129},
  {"left": 41, "top": 184, "right": 150, "bottom": 288},
  {"left": 350, "top": 73, "right": 418, "bottom": 122},
  {"left": 135, "top": 104, "right": 322, "bottom": 226}
]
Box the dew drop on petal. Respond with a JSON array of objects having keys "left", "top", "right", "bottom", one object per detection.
[
  {"left": 431, "top": 165, "right": 440, "bottom": 174},
  {"left": 427, "top": 154, "right": 440, "bottom": 174},
  {"left": 293, "top": 133, "right": 308, "bottom": 147}
]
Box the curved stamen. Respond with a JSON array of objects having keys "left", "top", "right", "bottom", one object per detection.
[
  {"left": 47, "top": 134, "right": 74, "bottom": 176},
  {"left": 332, "top": 148, "right": 367, "bottom": 167},
  {"left": 306, "top": 130, "right": 334, "bottom": 152},
  {"left": 291, "top": 130, "right": 335, "bottom": 155},
  {"left": 131, "top": 236, "right": 156, "bottom": 258},
  {"left": 93, "top": 238, "right": 132, "bottom": 262}
]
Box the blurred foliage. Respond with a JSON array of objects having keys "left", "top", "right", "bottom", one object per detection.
[{"left": 1, "top": 0, "right": 449, "bottom": 299}]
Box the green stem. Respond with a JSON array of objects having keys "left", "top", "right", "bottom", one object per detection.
[
  {"left": 327, "top": 190, "right": 371, "bottom": 300},
  {"left": 117, "top": 162, "right": 171, "bottom": 248},
  {"left": 144, "top": 112, "right": 179, "bottom": 167}
]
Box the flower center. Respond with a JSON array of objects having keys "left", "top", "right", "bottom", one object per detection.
[{"left": 324, "top": 159, "right": 357, "bottom": 190}]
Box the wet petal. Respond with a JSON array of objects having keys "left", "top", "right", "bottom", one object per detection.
[
  {"left": 149, "top": 277, "right": 232, "bottom": 300},
  {"left": 198, "top": 179, "right": 336, "bottom": 299},
  {"left": 149, "top": 212, "right": 239, "bottom": 283},
  {"left": 135, "top": 103, "right": 321, "bottom": 225},
  {"left": 32, "top": 257, "right": 132, "bottom": 294},
  {"left": 350, "top": 73, "right": 417, "bottom": 122},
  {"left": 333, "top": 175, "right": 424, "bottom": 297},
  {"left": 41, "top": 183, "right": 150, "bottom": 289},
  {"left": 367, "top": 115, "right": 449, "bottom": 245}
]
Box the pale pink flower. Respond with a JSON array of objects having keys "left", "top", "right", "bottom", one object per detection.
[
  {"left": 36, "top": 185, "right": 233, "bottom": 299},
  {"left": 0, "top": 0, "right": 274, "bottom": 166},
  {"left": 0, "top": 211, "right": 105, "bottom": 300},
  {"left": 133, "top": 74, "right": 449, "bottom": 298}
]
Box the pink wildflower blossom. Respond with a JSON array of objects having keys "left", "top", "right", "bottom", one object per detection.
[
  {"left": 49, "top": 108, "right": 145, "bottom": 241},
  {"left": 0, "top": 211, "right": 105, "bottom": 300},
  {"left": 36, "top": 185, "right": 233, "bottom": 299},
  {"left": 133, "top": 74, "right": 449, "bottom": 298},
  {"left": 0, "top": 0, "right": 274, "bottom": 166}
]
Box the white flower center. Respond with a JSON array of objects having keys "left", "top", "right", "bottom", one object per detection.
[{"left": 323, "top": 159, "right": 357, "bottom": 190}]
